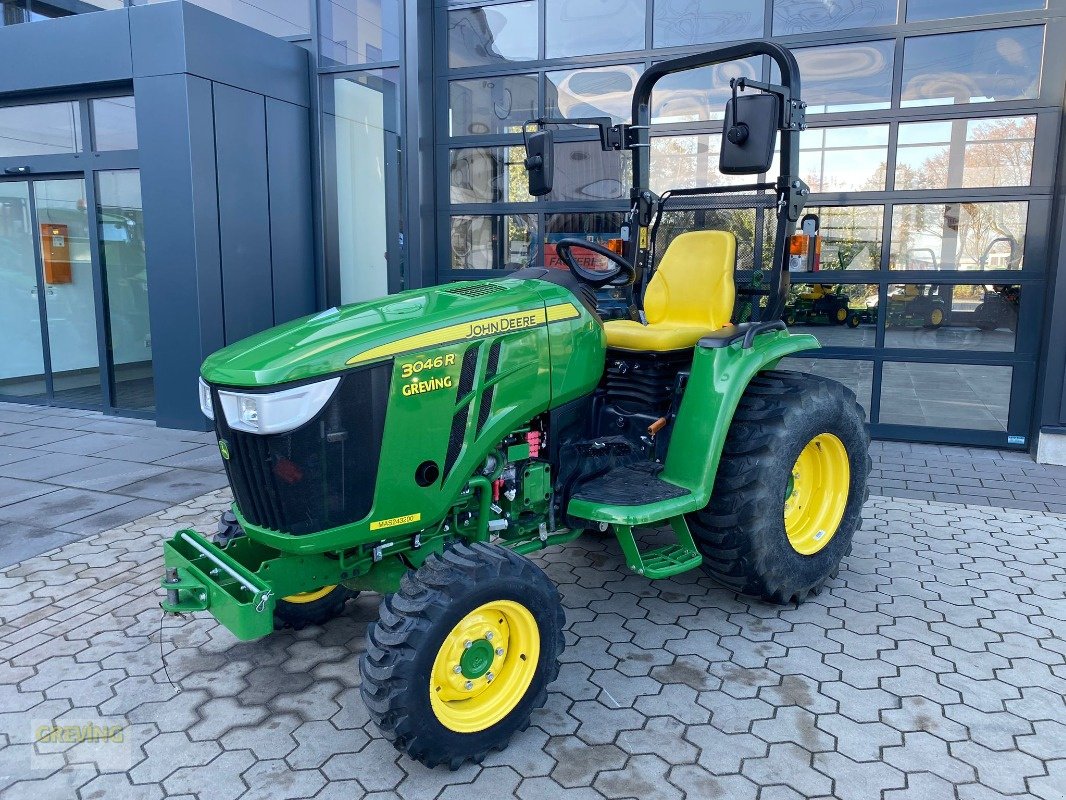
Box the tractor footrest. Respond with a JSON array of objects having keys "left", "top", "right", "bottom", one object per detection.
[
  {"left": 614, "top": 516, "right": 702, "bottom": 579},
  {"left": 571, "top": 462, "right": 690, "bottom": 506}
]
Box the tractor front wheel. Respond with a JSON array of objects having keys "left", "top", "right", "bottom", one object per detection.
[
  {"left": 360, "top": 541, "right": 564, "bottom": 769},
  {"left": 274, "top": 585, "right": 356, "bottom": 629},
  {"left": 687, "top": 371, "right": 870, "bottom": 604}
]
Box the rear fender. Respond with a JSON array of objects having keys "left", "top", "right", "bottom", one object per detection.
[{"left": 660, "top": 330, "right": 818, "bottom": 505}]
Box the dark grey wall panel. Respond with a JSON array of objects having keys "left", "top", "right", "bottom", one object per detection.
[
  {"left": 128, "top": 2, "right": 189, "bottom": 80},
  {"left": 213, "top": 83, "right": 274, "bottom": 344},
  {"left": 0, "top": 9, "right": 133, "bottom": 94},
  {"left": 266, "top": 98, "right": 317, "bottom": 323},
  {"left": 136, "top": 73, "right": 221, "bottom": 430}
]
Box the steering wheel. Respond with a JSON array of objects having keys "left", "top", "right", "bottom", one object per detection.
[{"left": 554, "top": 238, "right": 637, "bottom": 288}]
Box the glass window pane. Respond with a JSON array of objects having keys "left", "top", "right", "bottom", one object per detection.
[
  {"left": 784, "top": 283, "right": 878, "bottom": 347},
  {"left": 880, "top": 361, "right": 1011, "bottom": 431},
  {"left": 0, "top": 181, "right": 45, "bottom": 399},
  {"left": 155, "top": 0, "right": 312, "bottom": 37},
  {"left": 885, "top": 283, "right": 1018, "bottom": 352},
  {"left": 35, "top": 178, "right": 101, "bottom": 406},
  {"left": 451, "top": 214, "right": 536, "bottom": 270},
  {"left": 908, "top": 0, "right": 1044, "bottom": 22},
  {"left": 449, "top": 74, "right": 537, "bottom": 137},
  {"left": 449, "top": 146, "right": 533, "bottom": 204},
  {"left": 778, "top": 357, "right": 873, "bottom": 416},
  {"left": 546, "top": 140, "right": 630, "bottom": 201},
  {"left": 651, "top": 58, "right": 763, "bottom": 124},
  {"left": 800, "top": 125, "right": 890, "bottom": 193},
  {"left": 889, "top": 202, "right": 1026, "bottom": 271},
  {"left": 895, "top": 116, "right": 1035, "bottom": 191},
  {"left": 547, "top": 64, "right": 643, "bottom": 126},
  {"left": 97, "top": 170, "right": 153, "bottom": 411},
  {"left": 653, "top": 0, "right": 764, "bottom": 47},
  {"left": 0, "top": 101, "right": 81, "bottom": 157},
  {"left": 901, "top": 27, "right": 1044, "bottom": 107},
  {"left": 545, "top": 0, "right": 646, "bottom": 58},
  {"left": 319, "top": 0, "right": 401, "bottom": 65},
  {"left": 650, "top": 133, "right": 764, "bottom": 192},
  {"left": 323, "top": 70, "right": 402, "bottom": 304},
  {"left": 449, "top": 1, "right": 538, "bottom": 68},
  {"left": 91, "top": 96, "right": 137, "bottom": 152},
  {"left": 773, "top": 0, "right": 895, "bottom": 35},
  {"left": 545, "top": 211, "right": 625, "bottom": 270},
  {"left": 794, "top": 41, "right": 893, "bottom": 114},
  {"left": 805, "top": 205, "right": 883, "bottom": 271}
]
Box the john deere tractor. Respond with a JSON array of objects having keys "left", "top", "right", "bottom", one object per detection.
[{"left": 161, "top": 42, "right": 869, "bottom": 769}]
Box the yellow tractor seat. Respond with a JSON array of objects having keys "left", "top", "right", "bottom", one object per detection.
[{"left": 604, "top": 230, "right": 736, "bottom": 352}]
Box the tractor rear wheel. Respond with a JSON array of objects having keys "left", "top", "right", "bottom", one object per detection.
[
  {"left": 274, "top": 585, "right": 356, "bottom": 629},
  {"left": 360, "top": 541, "right": 564, "bottom": 769},
  {"left": 687, "top": 371, "right": 870, "bottom": 604}
]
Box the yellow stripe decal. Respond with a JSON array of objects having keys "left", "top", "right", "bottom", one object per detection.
[
  {"left": 346, "top": 302, "right": 580, "bottom": 365},
  {"left": 370, "top": 512, "right": 421, "bottom": 531}
]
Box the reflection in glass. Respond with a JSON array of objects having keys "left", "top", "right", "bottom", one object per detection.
[
  {"left": 793, "top": 41, "right": 893, "bottom": 114},
  {"left": 319, "top": 0, "right": 401, "bottom": 65},
  {"left": 546, "top": 64, "right": 642, "bottom": 126},
  {"left": 889, "top": 202, "right": 1026, "bottom": 271},
  {"left": 773, "top": 0, "right": 895, "bottom": 35},
  {"left": 91, "top": 96, "right": 137, "bottom": 152},
  {"left": 800, "top": 125, "right": 889, "bottom": 192},
  {"left": 895, "top": 116, "right": 1035, "bottom": 191},
  {"left": 323, "top": 70, "right": 402, "bottom": 304},
  {"left": 783, "top": 284, "right": 877, "bottom": 348},
  {"left": 0, "top": 181, "right": 46, "bottom": 399},
  {"left": 449, "top": 147, "right": 532, "bottom": 204},
  {"left": 450, "top": 75, "right": 537, "bottom": 137},
  {"left": 650, "top": 134, "right": 761, "bottom": 193},
  {"left": 908, "top": 0, "right": 1044, "bottom": 22},
  {"left": 547, "top": 141, "right": 630, "bottom": 202},
  {"left": 901, "top": 27, "right": 1044, "bottom": 107},
  {"left": 451, "top": 214, "right": 536, "bottom": 270},
  {"left": 545, "top": 0, "right": 645, "bottom": 58},
  {"left": 880, "top": 361, "right": 1011, "bottom": 431},
  {"left": 651, "top": 58, "right": 762, "bottom": 124},
  {"left": 885, "top": 284, "right": 1018, "bottom": 352},
  {"left": 449, "top": 1, "right": 537, "bottom": 68},
  {"left": 653, "top": 0, "right": 764, "bottom": 47},
  {"left": 544, "top": 212, "right": 626, "bottom": 271},
  {"left": 142, "top": 0, "right": 311, "bottom": 37},
  {"left": 35, "top": 178, "right": 101, "bottom": 406},
  {"left": 0, "top": 101, "right": 81, "bottom": 157},
  {"left": 98, "top": 170, "right": 153, "bottom": 411},
  {"left": 778, "top": 357, "right": 873, "bottom": 415},
  {"left": 804, "top": 206, "right": 883, "bottom": 271}
]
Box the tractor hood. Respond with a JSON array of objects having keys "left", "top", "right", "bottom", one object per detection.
[{"left": 201, "top": 279, "right": 567, "bottom": 387}]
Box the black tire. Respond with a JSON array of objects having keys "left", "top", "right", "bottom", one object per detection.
[
  {"left": 687, "top": 370, "right": 870, "bottom": 604},
  {"left": 274, "top": 585, "right": 356, "bottom": 629},
  {"left": 360, "top": 541, "right": 565, "bottom": 769},
  {"left": 832, "top": 303, "right": 850, "bottom": 325},
  {"left": 846, "top": 312, "right": 862, "bottom": 328}
]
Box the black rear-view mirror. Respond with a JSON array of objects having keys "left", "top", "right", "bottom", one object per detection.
[
  {"left": 524, "top": 129, "right": 554, "bottom": 196},
  {"left": 720, "top": 93, "right": 779, "bottom": 175}
]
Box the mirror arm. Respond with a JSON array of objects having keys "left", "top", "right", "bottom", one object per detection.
[{"left": 525, "top": 116, "right": 631, "bottom": 152}]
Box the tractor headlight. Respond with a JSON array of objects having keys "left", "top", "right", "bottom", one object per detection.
[
  {"left": 198, "top": 377, "right": 214, "bottom": 420},
  {"left": 217, "top": 377, "right": 341, "bottom": 435}
]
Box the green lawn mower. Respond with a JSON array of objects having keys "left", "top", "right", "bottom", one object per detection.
[
  {"left": 783, "top": 284, "right": 861, "bottom": 327},
  {"left": 161, "top": 41, "right": 870, "bottom": 769}
]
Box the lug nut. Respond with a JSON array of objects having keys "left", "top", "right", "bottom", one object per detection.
[
  {"left": 464, "top": 681, "right": 473, "bottom": 690},
  {"left": 453, "top": 665, "right": 462, "bottom": 674},
  {"left": 464, "top": 640, "right": 472, "bottom": 649},
  {"left": 485, "top": 631, "right": 494, "bottom": 641},
  {"left": 495, "top": 648, "right": 504, "bottom": 657},
  {"left": 485, "top": 672, "right": 494, "bottom": 683}
]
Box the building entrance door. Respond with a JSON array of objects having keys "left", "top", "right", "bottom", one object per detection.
[{"left": 0, "top": 174, "right": 149, "bottom": 413}]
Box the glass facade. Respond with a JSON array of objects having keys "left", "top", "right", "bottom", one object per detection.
[{"left": 438, "top": 0, "right": 1060, "bottom": 448}]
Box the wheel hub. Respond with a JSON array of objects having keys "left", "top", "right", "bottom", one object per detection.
[
  {"left": 783, "top": 433, "right": 850, "bottom": 556},
  {"left": 460, "top": 639, "right": 496, "bottom": 679}
]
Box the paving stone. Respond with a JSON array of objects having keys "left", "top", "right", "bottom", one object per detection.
[
  {"left": 112, "top": 469, "right": 229, "bottom": 503},
  {"left": 0, "top": 487, "right": 128, "bottom": 527},
  {"left": 0, "top": 523, "right": 81, "bottom": 569}
]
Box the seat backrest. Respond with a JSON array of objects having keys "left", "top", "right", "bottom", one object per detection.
[{"left": 645, "top": 230, "right": 736, "bottom": 330}]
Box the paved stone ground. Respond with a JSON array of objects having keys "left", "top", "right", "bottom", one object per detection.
[
  {"left": 0, "top": 488, "right": 1064, "bottom": 799},
  {"left": 0, "top": 402, "right": 222, "bottom": 567}
]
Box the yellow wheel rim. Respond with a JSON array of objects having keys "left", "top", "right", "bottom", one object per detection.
[
  {"left": 783, "top": 433, "right": 850, "bottom": 556},
  {"left": 282, "top": 585, "right": 337, "bottom": 604},
  {"left": 930, "top": 308, "right": 944, "bottom": 325},
  {"left": 429, "top": 600, "right": 540, "bottom": 733},
  {"left": 836, "top": 307, "right": 848, "bottom": 321}
]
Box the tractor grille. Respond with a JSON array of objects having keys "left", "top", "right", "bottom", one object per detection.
[{"left": 212, "top": 363, "right": 391, "bottom": 535}]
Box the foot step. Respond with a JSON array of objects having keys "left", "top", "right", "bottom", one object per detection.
[{"left": 614, "top": 516, "right": 702, "bottom": 579}]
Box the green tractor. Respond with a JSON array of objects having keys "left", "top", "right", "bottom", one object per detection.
[
  {"left": 783, "top": 284, "right": 861, "bottom": 327},
  {"left": 161, "top": 42, "right": 869, "bottom": 769}
]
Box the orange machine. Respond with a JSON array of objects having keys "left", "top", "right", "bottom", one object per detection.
[{"left": 40, "top": 223, "right": 72, "bottom": 285}]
